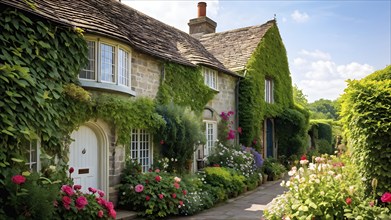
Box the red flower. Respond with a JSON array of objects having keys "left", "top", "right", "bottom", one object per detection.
[
  {"left": 11, "top": 175, "right": 26, "bottom": 185},
  {"left": 159, "top": 194, "right": 164, "bottom": 199},
  {"left": 98, "top": 190, "right": 105, "bottom": 197},
  {"left": 155, "top": 175, "right": 161, "bottom": 182},
  {"left": 109, "top": 208, "right": 116, "bottom": 219},
  {"left": 105, "top": 201, "right": 114, "bottom": 210},
  {"left": 160, "top": 140, "right": 165, "bottom": 145},
  {"left": 88, "top": 187, "right": 97, "bottom": 193},
  {"left": 69, "top": 167, "right": 74, "bottom": 174},
  {"left": 97, "top": 210, "right": 104, "bottom": 218},
  {"left": 182, "top": 190, "right": 187, "bottom": 195},
  {"left": 172, "top": 193, "right": 177, "bottom": 199},
  {"left": 346, "top": 197, "right": 352, "bottom": 205},
  {"left": 96, "top": 197, "right": 105, "bottom": 205},
  {"left": 174, "top": 182, "right": 180, "bottom": 189},
  {"left": 148, "top": 168, "right": 152, "bottom": 172},
  {"left": 62, "top": 196, "right": 71, "bottom": 210},
  {"left": 75, "top": 196, "right": 88, "bottom": 210},
  {"left": 73, "top": 185, "right": 82, "bottom": 191},
  {"left": 146, "top": 195, "right": 151, "bottom": 201},
  {"left": 237, "top": 127, "right": 242, "bottom": 134},
  {"left": 61, "top": 185, "right": 74, "bottom": 196},
  {"left": 179, "top": 200, "right": 184, "bottom": 206},
  {"left": 300, "top": 155, "right": 307, "bottom": 161},
  {"left": 381, "top": 192, "right": 391, "bottom": 203},
  {"left": 145, "top": 179, "right": 149, "bottom": 184}
]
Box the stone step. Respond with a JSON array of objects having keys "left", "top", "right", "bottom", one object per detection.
[{"left": 115, "top": 210, "right": 138, "bottom": 220}]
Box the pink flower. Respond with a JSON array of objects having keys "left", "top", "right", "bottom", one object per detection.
[
  {"left": 237, "top": 127, "right": 242, "bottom": 134},
  {"left": 146, "top": 195, "right": 150, "bottom": 201},
  {"left": 369, "top": 201, "right": 375, "bottom": 207},
  {"left": 346, "top": 197, "right": 352, "bottom": 205},
  {"left": 96, "top": 197, "right": 105, "bottom": 206},
  {"left": 155, "top": 175, "right": 161, "bottom": 182},
  {"left": 53, "top": 200, "right": 58, "bottom": 207},
  {"left": 172, "top": 193, "right": 177, "bottom": 199},
  {"left": 179, "top": 200, "right": 184, "bottom": 206},
  {"left": 98, "top": 190, "right": 105, "bottom": 197},
  {"left": 109, "top": 209, "right": 116, "bottom": 219},
  {"left": 73, "top": 185, "right": 82, "bottom": 191},
  {"left": 62, "top": 196, "right": 71, "bottom": 210},
  {"left": 75, "top": 196, "right": 88, "bottom": 210},
  {"left": 97, "top": 210, "right": 104, "bottom": 218},
  {"left": 155, "top": 169, "right": 160, "bottom": 173},
  {"left": 182, "top": 190, "right": 187, "bottom": 195},
  {"left": 61, "top": 185, "right": 74, "bottom": 196},
  {"left": 226, "top": 129, "right": 235, "bottom": 140},
  {"left": 174, "top": 177, "right": 181, "bottom": 183},
  {"left": 135, "top": 184, "right": 144, "bottom": 193},
  {"left": 160, "top": 140, "right": 165, "bottom": 145},
  {"left": 88, "top": 187, "right": 97, "bottom": 193},
  {"left": 381, "top": 192, "right": 391, "bottom": 203},
  {"left": 11, "top": 175, "right": 26, "bottom": 185},
  {"left": 159, "top": 194, "right": 164, "bottom": 199},
  {"left": 69, "top": 167, "right": 74, "bottom": 174},
  {"left": 105, "top": 201, "right": 114, "bottom": 210},
  {"left": 174, "top": 182, "right": 180, "bottom": 189}
]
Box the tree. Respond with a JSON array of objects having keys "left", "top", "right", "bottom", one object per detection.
[
  {"left": 308, "top": 99, "right": 339, "bottom": 120},
  {"left": 292, "top": 84, "right": 308, "bottom": 107}
]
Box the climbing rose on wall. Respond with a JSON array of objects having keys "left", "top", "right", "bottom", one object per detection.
[{"left": 135, "top": 184, "right": 144, "bottom": 193}]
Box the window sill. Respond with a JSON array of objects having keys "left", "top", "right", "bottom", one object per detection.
[{"left": 80, "top": 80, "right": 136, "bottom": 96}]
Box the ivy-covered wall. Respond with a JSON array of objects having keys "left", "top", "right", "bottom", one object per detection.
[{"left": 238, "top": 23, "right": 309, "bottom": 156}]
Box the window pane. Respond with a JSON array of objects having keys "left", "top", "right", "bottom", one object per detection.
[
  {"left": 80, "top": 41, "right": 96, "bottom": 80},
  {"left": 100, "top": 43, "right": 115, "bottom": 82},
  {"left": 118, "top": 49, "right": 129, "bottom": 86},
  {"left": 130, "top": 129, "right": 152, "bottom": 172}
]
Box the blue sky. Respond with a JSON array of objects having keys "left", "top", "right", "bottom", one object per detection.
[{"left": 122, "top": 0, "right": 391, "bottom": 102}]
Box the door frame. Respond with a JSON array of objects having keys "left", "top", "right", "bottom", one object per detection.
[{"left": 71, "top": 121, "right": 109, "bottom": 199}]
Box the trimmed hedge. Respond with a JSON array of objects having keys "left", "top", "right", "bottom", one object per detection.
[{"left": 340, "top": 65, "right": 391, "bottom": 194}]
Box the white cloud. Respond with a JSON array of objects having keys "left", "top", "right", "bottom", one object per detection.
[
  {"left": 291, "top": 10, "right": 309, "bottom": 23},
  {"left": 291, "top": 49, "right": 374, "bottom": 102},
  {"left": 122, "top": 0, "right": 219, "bottom": 32}
]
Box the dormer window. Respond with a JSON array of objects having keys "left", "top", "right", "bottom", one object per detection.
[
  {"left": 79, "top": 37, "right": 134, "bottom": 95},
  {"left": 265, "top": 78, "right": 274, "bottom": 103},
  {"left": 203, "top": 67, "right": 218, "bottom": 90}
]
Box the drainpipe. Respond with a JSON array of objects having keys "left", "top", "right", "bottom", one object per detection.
[{"left": 235, "top": 68, "right": 247, "bottom": 146}]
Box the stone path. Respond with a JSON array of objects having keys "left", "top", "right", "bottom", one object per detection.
[{"left": 117, "top": 178, "right": 286, "bottom": 220}]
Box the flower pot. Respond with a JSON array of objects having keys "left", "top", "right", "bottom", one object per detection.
[{"left": 263, "top": 174, "right": 268, "bottom": 183}]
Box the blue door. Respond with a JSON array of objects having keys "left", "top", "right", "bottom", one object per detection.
[{"left": 266, "top": 119, "right": 274, "bottom": 158}]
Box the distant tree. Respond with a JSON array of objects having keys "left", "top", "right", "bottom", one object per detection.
[
  {"left": 308, "top": 99, "right": 339, "bottom": 120},
  {"left": 293, "top": 84, "right": 308, "bottom": 107}
]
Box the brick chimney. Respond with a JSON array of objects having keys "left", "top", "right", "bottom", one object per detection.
[{"left": 188, "top": 2, "right": 217, "bottom": 37}]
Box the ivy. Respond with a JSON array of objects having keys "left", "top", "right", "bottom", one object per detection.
[
  {"left": 156, "top": 63, "right": 216, "bottom": 113},
  {"left": 238, "top": 24, "right": 309, "bottom": 154},
  {"left": 0, "top": 7, "right": 88, "bottom": 169},
  {"left": 340, "top": 65, "right": 391, "bottom": 194}
]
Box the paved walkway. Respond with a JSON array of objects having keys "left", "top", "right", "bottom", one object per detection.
[{"left": 117, "top": 178, "right": 286, "bottom": 220}]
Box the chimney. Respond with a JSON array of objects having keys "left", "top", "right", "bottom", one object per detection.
[{"left": 188, "top": 2, "right": 217, "bottom": 37}]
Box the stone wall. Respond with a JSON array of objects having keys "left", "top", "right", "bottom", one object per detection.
[{"left": 207, "top": 72, "right": 238, "bottom": 115}]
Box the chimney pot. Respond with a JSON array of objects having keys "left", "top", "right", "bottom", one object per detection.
[{"left": 198, "top": 2, "right": 207, "bottom": 17}]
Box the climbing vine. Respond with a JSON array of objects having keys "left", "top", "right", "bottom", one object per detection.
[
  {"left": 156, "top": 63, "right": 216, "bottom": 113},
  {"left": 238, "top": 23, "right": 309, "bottom": 155}
]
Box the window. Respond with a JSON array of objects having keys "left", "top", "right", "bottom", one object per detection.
[
  {"left": 204, "top": 122, "right": 217, "bottom": 156},
  {"left": 79, "top": 38, "right": 132, "bottom": 94},
  {"left": 24, "top": 140, "right": 39, "bottom": 172},
  {"left": 265, "top": 78, "right": 274, "bottom": 103},
  {"left": 130, "top": 129, "right": 153, "bottom": 172},
  {"left": 204, "top": 67, "right": 218, "bottom": 90}
]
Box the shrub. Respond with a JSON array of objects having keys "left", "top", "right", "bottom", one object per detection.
[
  {"left": 317, "top": 138, "right": 332, "bottom": 154},
  {"left": 203, "top": 167, "right": 245, "bottom": 198},
  {"left": 262, "top": 157, "right": 286, "bottom": 180}
]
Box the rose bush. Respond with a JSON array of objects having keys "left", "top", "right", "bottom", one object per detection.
[{"left": 264, "top": 154, "right": 391, "bottom": 219}]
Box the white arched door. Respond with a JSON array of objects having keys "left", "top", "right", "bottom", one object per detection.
[{"left": 69, "top": 125, "right": 99, "bottom": 192}]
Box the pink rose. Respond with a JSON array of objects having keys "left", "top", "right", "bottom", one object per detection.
[
  {"left": 174, "top": 177, "right": 181, "bottom": 183},
  {"left": 155, "top": 175, "right": 161, "bottom": 182},
  {"left": 158, "top": 194, "right": 164, "bottom": 199},
  {"left": 346, "top": 197, "right": 352, "bottom": 205},
  {"left": 62, "top": 196, "right": 71, "bottom": 210},
  {"left": 174, "top": 182, "right": 180, "bottom": 189},
  {"left": 61, "top": 185, "right": 74, "bottom": 196},
  {"left": 105, "top": 201, "right": 114, "bottom": 210},
  {"left": 75, "top": 196, "right": 88, "bottom": 209},
  {"left": 237, "top": 127, "right": 242, "bottom": 134},
  {"left": 69, "top": 167, "right": 74, "bottom": 174},
  {"left": 97, "top": 210, "right": 104, "bottom": 218},
  {"left": 135, "top": 184, "right": 144, "bottom": 193},
  {"left": 11, "top": 175, "right": 26, "bottom": 185},
  {"left": 183, "top": 190, "right": 187, "bottom": 195},
  {"left": 73, "top": 185, "right": 82, "bottom": 191},
  {"left": 88, "top": 187, "right": 97, "bottom": 193},
  {"left": 381, "top": 192, "right": 391, "bottom": 203},
  {"left": 98, "top": 190, "right": 105, "bottom": 197},
  {"left": 109, "top": 208, "right": 116, "bottom": 219},
  {"left": 155, "top": 169, "right": 160, "bottom": 173},
  {"left": 96, "top": 197, "right": 105, "bottom": 206},
  {"left": 172, "top": 193, "right": 177, "bottom": 199},
  {"left": 179, "top": 200, "right": 184, "bottom": 206},
  {"left": 146, "top": 195, "right": 151, "bottom": 201}
]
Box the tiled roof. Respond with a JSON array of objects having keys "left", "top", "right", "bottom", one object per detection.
[
  {"left": 199, "top": 20, "right": 275, "bottom": 71},
  {"left": 1, "top": 0, "right": 240, "bottom": 77}
]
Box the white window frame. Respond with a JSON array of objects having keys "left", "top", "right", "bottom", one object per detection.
[
  {"left": 130, "top": 129, "right": 153, "bottom": 173},
  {"left": 203, "top": 67, "right": 218, "bottom": 90},
  {"left": 79, "top": 36, "right": 132, "bottom": 91},
  {"left": 204, "top": 121, "right": 217, "bottom": 157},
  {"left": 25, "top": 140, "right": 40, "bottom": 172},
  {"left": 265, "top": 78, "right": 274, "bottom": 104}
]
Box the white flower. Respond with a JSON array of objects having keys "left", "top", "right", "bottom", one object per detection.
[
  {"left": 174, "top": 177, "right": 181, "bottom": 183},
  {"left": 299, "top": 177, "right": 306, "bottom": 183},
  {"left": 286, "top": 181, "right": 291, "bottom": 187},
  {"left": 300, "top": 159, "right": 309, "bottom": 165},
  {"left": 299, "top": 167, "right": 305, "bottom": 174},
  {"left": 315, "top": 179, "right": 320, "bottom": 184},
  {"left": 328, "top": 171, "right": 335, "bottom": 176},
  {"left": 291, "top": 166, "right": 297, "bottom": 171},
  {"left": 280, "top": 180, "right": 285, "bottom": 186},
  {"left": 288, "top": 170, "right": 296, "bottom": 176},
  {"left": 335, "top": 174, "right": 342, "bottom": 180},
  {"left": 308, "top": 163, "right": 316, "bottom": 171}
]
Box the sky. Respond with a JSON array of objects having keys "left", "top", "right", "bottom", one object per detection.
[{"left": 122, "top": 0, "right": 391, "bottom": 102}]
